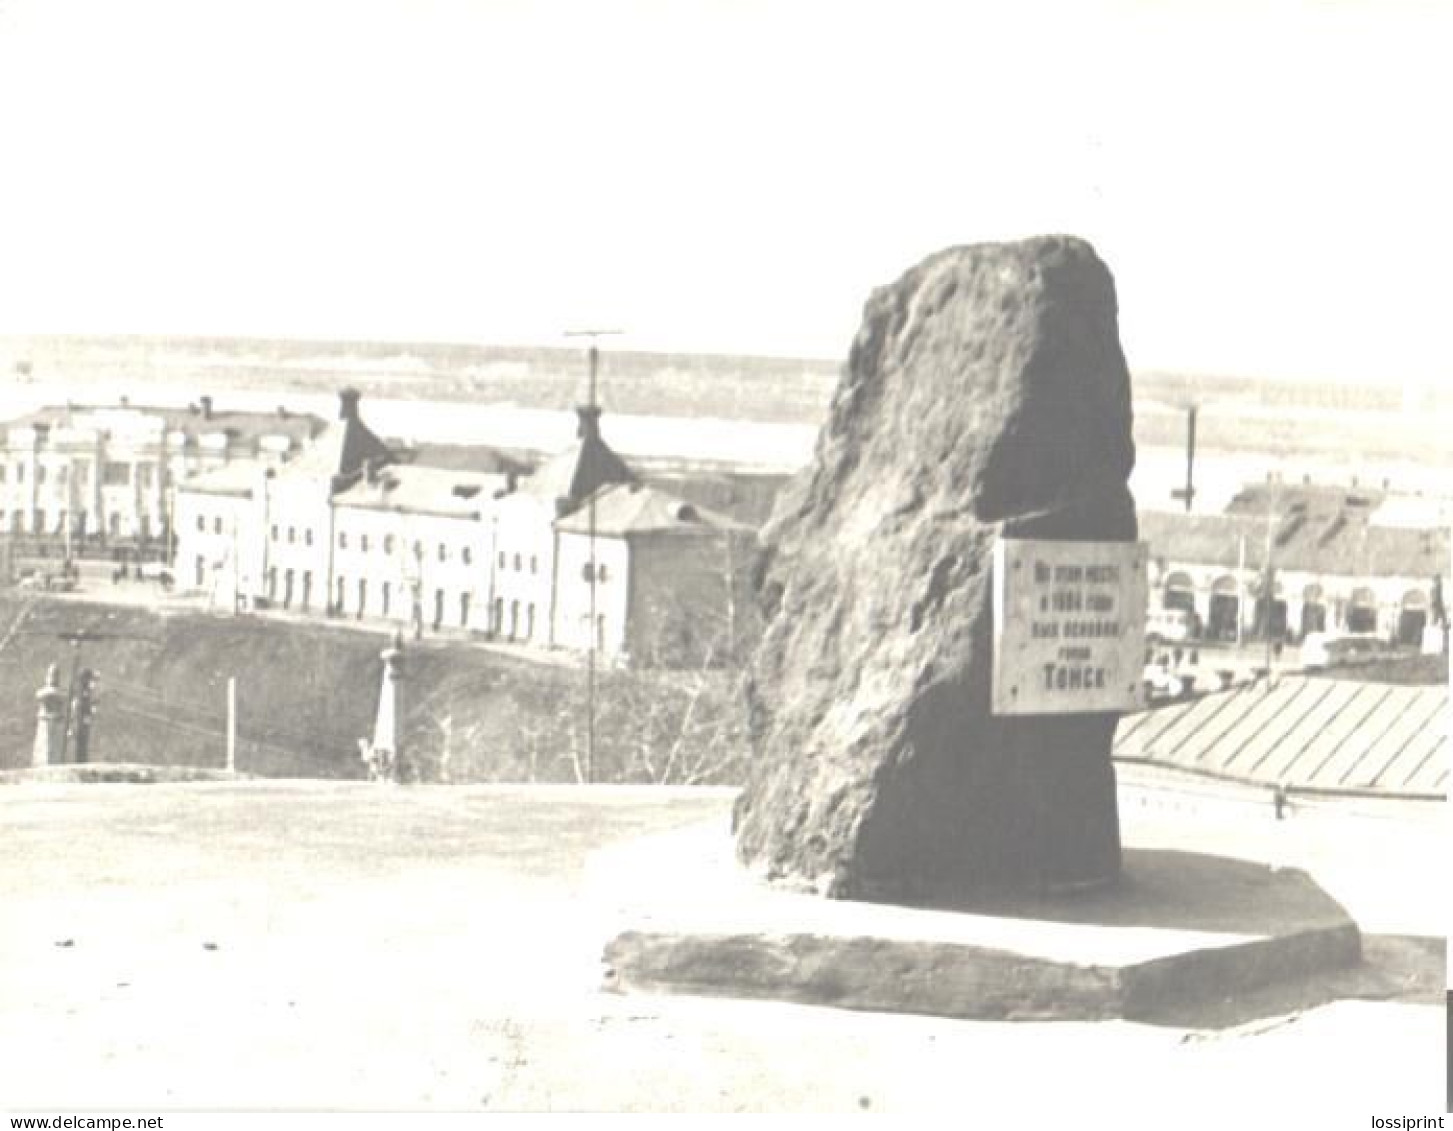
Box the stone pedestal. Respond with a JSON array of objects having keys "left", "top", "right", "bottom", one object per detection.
[
  {"left": 32, "top": 664, "right": 65, "bottom": 768},
  {"left": 362, "top": 633, "right": 407, "bottom": 781},
  {"left": 733, "top": 237, "right": 1137, "bottom": 899}
]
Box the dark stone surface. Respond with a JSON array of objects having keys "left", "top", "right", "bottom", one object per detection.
[{"left": 733, "top": 236, "right": 1138, "bottom": 898}]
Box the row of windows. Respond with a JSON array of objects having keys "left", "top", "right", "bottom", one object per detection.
[
  {"left": 337, "top": 531, "right": 473, "bottom": 564},
  {"left": 269, "top": 524, "right": 316, "bottom": 547},
  {"left": 4, "top": 509, "right": 151, "bottom": 537},
  {"left": 498, "top": 551, "right": 539, "bottom": 574},
  {"left": 1, "top": 461, "right": 155, "bottom": 488}
]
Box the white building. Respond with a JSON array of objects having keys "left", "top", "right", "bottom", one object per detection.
[
  {"left": 170, "top": 392, "right": 746, "bottom": 666},
  {"left": 2, "top": 398, "right": 321, "bottom": 549}
]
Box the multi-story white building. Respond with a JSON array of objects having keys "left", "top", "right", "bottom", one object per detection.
[
  {"left": 1, "top": 397, "right": 322, "bottom": 549},
  {"left": 170, "top": 391, "right": 748, "bottom": 666}
]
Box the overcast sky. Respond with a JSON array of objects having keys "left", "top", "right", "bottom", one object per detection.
[{"left": 0, "top": 0, "right": 1447, "bottom": 383}]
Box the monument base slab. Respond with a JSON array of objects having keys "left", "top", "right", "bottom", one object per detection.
[{"left": 592, "top": 818, "right": 1360, "bottom": 1024}]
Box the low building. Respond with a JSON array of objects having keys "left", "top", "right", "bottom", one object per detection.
[
  {"left": 1141, "top": 484, "right": 1449, "bottom": 646},
  {"left": 554, "top": 482, "right": 754, "bottom": 665}
]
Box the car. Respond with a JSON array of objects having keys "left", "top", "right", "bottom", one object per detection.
[
  {"left": 1146, "top": 606, "right": 1194, "bottom": 643},
  {"left": 1300, "top": 631, "right": 1386, "bottom": 669}
]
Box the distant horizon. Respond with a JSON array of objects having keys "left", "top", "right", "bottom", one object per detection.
[{"left": 0, "top": 329, "right": 1436, "bottom": 393}]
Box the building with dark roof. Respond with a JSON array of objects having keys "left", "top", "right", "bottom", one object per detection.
[{"left": 168, "top": 391, "right": 750, "bottom": 663}]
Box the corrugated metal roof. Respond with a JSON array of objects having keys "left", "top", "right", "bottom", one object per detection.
[{"left": 1113, "top": 676, "right": 1447, "bottom": 797}]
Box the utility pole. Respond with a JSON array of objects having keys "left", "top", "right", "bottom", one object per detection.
[
  {"left": 226, "top": 676, "right": 237, "bottom": 773},
  {"left": 1262, "top": 479, "right": 1279, "bottom": 684},
  {"left": 564, "top": 328, "right": 622, "bottom": 785},
  {"left": 1170, "top": 404, "right": 1198, "bottom": 513}
]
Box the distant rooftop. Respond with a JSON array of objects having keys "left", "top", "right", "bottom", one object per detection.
[
  {"left": 4, "top": 401, "right": 324, "bottom": 446},
  {"left": 1141, "top": 483, "right": 1449, "bottom": 580},
  {"left": 555, "top": 481, "right": 748, "bottom": 537},
  {"left": 332, "top": 464, "right": 510, "bottom": 519}
]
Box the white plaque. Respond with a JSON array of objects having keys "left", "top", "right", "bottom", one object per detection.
[{"left": 991, "top": 538, "right": 1148, "bottom": 716}]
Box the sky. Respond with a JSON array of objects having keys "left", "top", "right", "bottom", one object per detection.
[{"left": 0, "top": 0, "right": 1448, "bottom": 384}]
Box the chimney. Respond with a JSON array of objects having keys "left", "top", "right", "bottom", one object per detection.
[
  {"left": 576, "top": 403, "right": 602, "bottom": 442},
  {"left": 200, "top": 395, "right": 213, "bottom": 420},
  {"left": 339, "top": 388, "right": 361, "bottom": 421}
]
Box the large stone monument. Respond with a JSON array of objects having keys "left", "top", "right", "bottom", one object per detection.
[{"left": 733, "top": 235, "right": 1138, "bottom": 899}]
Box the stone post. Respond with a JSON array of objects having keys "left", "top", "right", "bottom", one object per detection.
[
  {"left": 371, "top": 632, "right": 406, "bottom": 781},
  {"left": 32, "top": 664, "right": 65, "bottom": 767}
]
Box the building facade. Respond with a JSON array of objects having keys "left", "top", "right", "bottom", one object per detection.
[
  {"left": 1, "top": 398, "right": 322, "bottom": 552},
  {"left": 168, "top": 391, "right": 745, "bottom": 665},
  {"left": 1141, "top": 484, "right": 1449, "bottom": 647}
]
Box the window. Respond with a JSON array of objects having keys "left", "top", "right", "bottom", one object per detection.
[
  {"left": 57, "top": 465, "right": 68, "bottom": 485},
  {"left": 597, "top": 563, "right": 609, "bottom": 583},
  {"left": 0, "top": 464, "right": 6, "bottom": 483},
  {"left": 37, "top": 465, "right": 47, "bottom": 485},
  {"left": 361, "top": 534, "right": 370, "bottom": 553},
  {"left": 32, "top": 508, "right": 44, "bottom": 533},
  {"left": 437, "top": 543, "right": 448, "bottom": 562},
  {"left": 529, "top": 555, "right": 538, "bottom": 574},
  {"left": 16, "top": 463, "right": 24, "bottom": 483},
  {"left": 213, "top": 516, "right": 223, "bottom": 534},
  {"left": 305, "top": 529, "right": 313, "bottom": 547},
  {"left": 74, "top": 463, "right": 88, "bottom": 487},
  {"left": 381, "top": 582, "right": 392, "bottom": 617},
  {"left": 383, "top": 534, "right": 395, "bottom": 555},
  {"left": 498, "top": 551, "right": 506, "bottom": 570},
  {"left": 196, "top": 515, "right": 206, "bottom": 533},
  {"left": 103, "top": 461, "right": 130, "bottom": 486},
  {"left": 462, "top": 546, "right": 472, "bottom": 565},
  {"left": 138, "top": 464, "right": 153, "bottom": 490},
  {"left": 582, "top": 562, "right": 595, "bottom": 582},
  {"left": 339, "top": 532, "right": 348, "bottom": 550},
  {"left": 271, "top": 524, "right": 279, "bottom": 542},
  {"left": 287, "top": 526, "right": 296, "bottom": 544},
  {"left": 108, "top": 513, "right": 120, "bottom": 537},
  {"left": 513, "top": 553, "right": 522, "bottom": 571}
]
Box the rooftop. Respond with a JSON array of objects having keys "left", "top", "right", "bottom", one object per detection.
[
  {"left": 555, "top": 482, "right": 747, "bottom": 537},
  {"left": 4, "top": 402, "right": 324, "bottom": 446},
  {"left": 332, "top": 464, "right": 510, "bottom": 519},
  {"left": 1141, "top": 484, "right": 1449, "bottom": 580},
  {"left": 175, "top": 462, "right": 259, "bottom": 498},
  {"left": 1114, "top": 675, "right": 1447, "bottom": 798}
]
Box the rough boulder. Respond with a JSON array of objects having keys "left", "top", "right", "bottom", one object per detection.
[{"left": 733, "top": 235, "right": 1138, "bottom": 899}]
